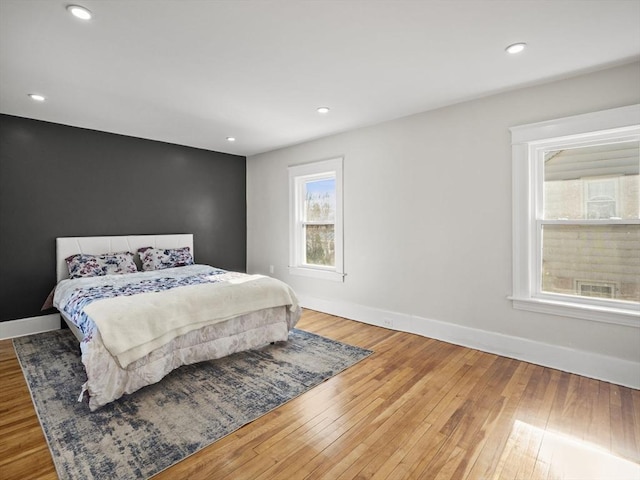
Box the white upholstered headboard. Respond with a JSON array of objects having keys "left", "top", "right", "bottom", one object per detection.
[{"left": 56, "top": 234, "right": 194, "bottom": 282}]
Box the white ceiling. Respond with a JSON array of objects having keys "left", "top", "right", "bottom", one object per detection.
[{"left": 1, "top": 1, "right": 639, "bottom": 157}]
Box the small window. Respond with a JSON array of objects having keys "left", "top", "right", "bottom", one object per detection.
[
  {"left": 585, "top": 178, "right": 617, "bottom": 219},
  {"left": 576, "top": 281, "right": 615, "bottom": 299},
  {"left": 289, "top": 158, "right": 344, "bottom": 281}
]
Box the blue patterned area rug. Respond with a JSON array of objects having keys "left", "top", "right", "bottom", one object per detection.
[{"left": 13, "top": 328, "right": 372, "bottom": 480}]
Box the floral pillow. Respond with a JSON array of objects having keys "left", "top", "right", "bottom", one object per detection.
[
  {"left": 66, "top": 252, "right": 138, "bottom": 279},
  {"left": 138, "top": 246, "right": 194, "bottom": 271}
]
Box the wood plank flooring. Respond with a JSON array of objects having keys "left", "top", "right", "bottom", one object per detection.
[{"left": 1, "top": 309, "right": 639, "bottom": 479}]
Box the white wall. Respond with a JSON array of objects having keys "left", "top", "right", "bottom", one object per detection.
[{"left": 247, "top": 61, "right": 640, "bottom": 386}]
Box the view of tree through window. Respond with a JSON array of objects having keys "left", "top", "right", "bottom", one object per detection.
[
  {"left": 542, "top": 141, "right": 639, "bottom": 302},
  {"left": 304, "top": 178, "right": 335, "bottom": 266}
]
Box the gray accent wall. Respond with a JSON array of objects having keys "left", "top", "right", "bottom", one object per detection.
[{"left": 0, "top": 114, "right": 246, "bottom": 321}]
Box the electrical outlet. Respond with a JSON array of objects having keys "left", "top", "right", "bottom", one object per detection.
[
  {"left": 269, "top": 265, "right": 274, "bottom": 274},
  {"left": 382, "top": 319, "right": 393, "bottom": 329}
]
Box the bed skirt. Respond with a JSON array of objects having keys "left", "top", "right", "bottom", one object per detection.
[{"left": 62, "top": 306, "right": 299, "bottom": 410}]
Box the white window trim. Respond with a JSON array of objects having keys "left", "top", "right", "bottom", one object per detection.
[
  {"left": 510, "top": 104, "right": 640, "bottom": 327},
  {"left": 288, "top": 157, "right": 344, "bottom": 282}
]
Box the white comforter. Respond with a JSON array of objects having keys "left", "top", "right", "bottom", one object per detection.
[{"left": 85, "top": 273, "right": 298, "bottom": 368}]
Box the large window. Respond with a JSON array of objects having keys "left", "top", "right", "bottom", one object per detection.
[
  {"left": 510, "top": 105, "right": 639, "bottom": 325},
  {"left": 288, "top": 157, "right": 344, "bottom": 281}
]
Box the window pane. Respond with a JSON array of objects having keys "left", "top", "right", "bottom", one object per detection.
[
  {"left": 305, "top": 224, "right": 335, "bottom": 266},
  {"left": 543, "top": 141, "right": 639, "bottom": 220},
  {"left": 541, "top": 224, "right": 640, "bottom": 302},
  {"left": 305, "top": 178, "right": 335, "bottom": 222}
]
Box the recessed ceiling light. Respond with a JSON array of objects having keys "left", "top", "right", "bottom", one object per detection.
[
  {"left": 505, "top": 43, "right": 526, "bottom": 54},
  {"left": 226, "top": 137, "right": 236, "bottom": 142},
  {"left": 317, "top": 107, "right": 330, "bottom": 114},
  {"left": 67, "top": 5, "right": 92, "bottom": 20},
  {"left": 28, "top": 94, "right": 46, "bottom": 102}
]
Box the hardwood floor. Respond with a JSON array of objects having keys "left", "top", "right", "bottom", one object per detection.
[{"left": 1, "top": 309, "right": 639, "bottom": 479}]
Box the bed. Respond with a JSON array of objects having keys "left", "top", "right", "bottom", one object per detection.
[{"left": 52, "top": 234, "right": 301, "bottom": 411}]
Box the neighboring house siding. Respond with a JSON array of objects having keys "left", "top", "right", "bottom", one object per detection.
[{"left": 542, "top": 224, "right": 639, "bottom": 301}]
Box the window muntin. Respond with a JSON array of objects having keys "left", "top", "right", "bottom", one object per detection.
[
  {"left": 289, "top": 158, "right": 344, "bottom": 281},
  {"left": 510, "top": 105, "right": 640, "bottom": 325}
]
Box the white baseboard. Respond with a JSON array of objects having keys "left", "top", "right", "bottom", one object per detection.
[
  {"left": 4, "top": 300, "right": 638, "bottom": 389},
  {"left": 299, "top": 294, "right": 640, "bottom": 390},
  {"left": 0, "top": 313, "right": 61, "bottom": 340}
]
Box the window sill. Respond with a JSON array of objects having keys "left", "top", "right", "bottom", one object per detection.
[
  {"left": 509, "top": 296, "right": 639, "bottom": 327},
  {"left": 289, "top": 266, "right": 345, "bottom": 282}
]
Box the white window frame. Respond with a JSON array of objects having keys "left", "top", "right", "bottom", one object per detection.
[
  {"left": 288, "top": 157, "right": 344, "bottom": 282},
  {"left": 510, "top": 104, "right": 640, "bottom": 327}
]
